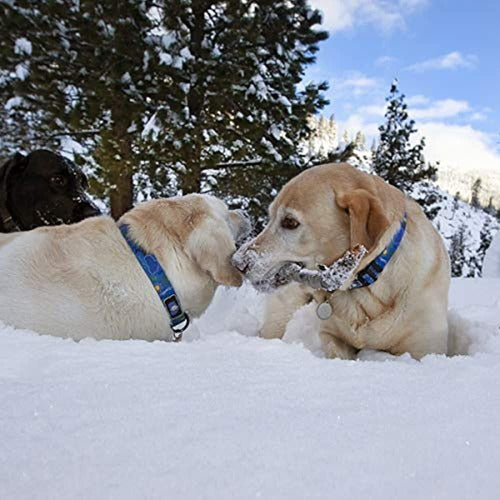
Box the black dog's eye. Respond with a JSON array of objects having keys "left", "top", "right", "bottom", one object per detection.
[
  {"left": 281, "top": 216, "right": 300, "bottom": 230},
  {"left": 51, "top": 175, "right": 68, "bottom": 187}
]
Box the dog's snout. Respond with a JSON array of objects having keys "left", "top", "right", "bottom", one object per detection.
[
  {"left": 81, "top": 203, "right": 101, "bottom": 218},
  {"left": 76, "top": 198, "right": 101, "bottom": 220}
]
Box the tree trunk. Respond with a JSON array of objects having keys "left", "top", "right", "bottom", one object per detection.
[
  {"left": 179, "top": 162, "right": 202, "bottom": 194},
  {"left": 97, "top": 127, "right": 135, "bottom": 220},
  {"left": 109, "top": 168, "right": 134, "bottom": 219}
]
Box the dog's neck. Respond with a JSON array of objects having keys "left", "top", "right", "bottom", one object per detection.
[{"left": 118, "top": 213, "right": 219, "bottom": 321}]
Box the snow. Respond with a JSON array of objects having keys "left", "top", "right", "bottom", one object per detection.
[
  {"left": 483, "top": 231, "right": 500, "bottom": 278},
  {"left": 159, "top": 52, "right": 172, "bottom": 65},
  {"left": 1, "top": 279, "right": 500, "bottom": 499},
  {"left": 120, "top": 72, "right": 131, "bottom": 84},
  {"left": 15, "top": 63, "right": 29, "bottom": 81},
  {"left": 5, "top": 96, "right": 22, "bottom": 110},
  {"left": 14, "top": 37, "right": 32, "bottom": 56}
]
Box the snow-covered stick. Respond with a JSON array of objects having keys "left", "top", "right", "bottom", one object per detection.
[{"left": 278, "top": 245, "right": 368, "bottom": 292}]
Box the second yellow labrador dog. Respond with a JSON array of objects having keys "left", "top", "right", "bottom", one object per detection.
[
  {"left": 233, "top": 163, "right": 450, "bottom": 359},
  {"left": 0, "top": 194, "right": 249, "bottom": 341}
]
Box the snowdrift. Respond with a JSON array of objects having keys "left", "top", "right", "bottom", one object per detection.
[{"left": 1, "top": 278, "right": 499, "bottom": 499}]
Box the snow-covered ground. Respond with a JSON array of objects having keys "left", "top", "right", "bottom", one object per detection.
[{"left": 1, "top": 279, "right": 500, "bottom": 500}]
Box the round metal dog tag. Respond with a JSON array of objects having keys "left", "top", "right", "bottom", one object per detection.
[{"left": 316, "top": 301, "right": 333, "bottom": 320}]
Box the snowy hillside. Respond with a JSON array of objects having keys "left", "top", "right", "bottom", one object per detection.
[
  {"left": 437, "top": 163, "right": 500, "bottom": 209},
  {"left": 412, "top": 180, "right": 499, "bottom": 277},
  {"left": 1, "top": 279, "right": 499, "bottom": 500}
]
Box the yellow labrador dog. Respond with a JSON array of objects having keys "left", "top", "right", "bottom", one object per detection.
[
  {"left": 233, "top": 163, "right": 450, "bottom": 360},
  {"left": 0, "top": 194, "right": 249, "bottom": 341}
]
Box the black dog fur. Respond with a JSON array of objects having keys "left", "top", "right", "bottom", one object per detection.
[{"left": 0, "top": 149, "right": 101, "bottom": 232}]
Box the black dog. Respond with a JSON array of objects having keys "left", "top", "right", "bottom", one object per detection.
[{"left": 0, "top": 149, "right": 101, "bottom": 232}]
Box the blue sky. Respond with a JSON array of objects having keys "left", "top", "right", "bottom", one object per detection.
[{"left": 306, "top": 0, "right": 500, "bottom": 174}]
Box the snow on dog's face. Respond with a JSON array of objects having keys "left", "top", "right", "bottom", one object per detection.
[{"left": 232, "top": 164, "right": 390, "bottom": 292}]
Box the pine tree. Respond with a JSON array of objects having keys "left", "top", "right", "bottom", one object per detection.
[
  {"left": 453, "top": 191, "right": 461, "bottom": 212},
  {"left": 1, "top": 0, "right": 328, "bottom": 220},
  {"left": 354, "top": 131, "right": 365, "bottom": 149},
  {"left": 373, "top": 80, "right": 437, "bottom": 194},
  {"left": 304, "top": 114, "right": 342, "bottom": 164},
  {"left": 449, "top": 224, "right": 467, "bottom": 277},
  {"left": 470, "top": 178, "right": 482, "bottom": 208},
  {"left": 485, "top": 196, "right": 496, "bottom": 216},
  {"left": 478, "top": 217, "right": 494, "bottom": 275},
  {"left": 327, "top": 115, "right": 338, "bottom": 144}
]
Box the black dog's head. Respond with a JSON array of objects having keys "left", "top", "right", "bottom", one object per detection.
[{"left": 0, "top": 149, "right": 101, "bottom": 231}]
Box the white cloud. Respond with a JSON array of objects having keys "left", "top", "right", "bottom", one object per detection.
[
  {"left": 418, "top": 122, "right": 500, "bottom": 173},
  {"left": 411, "top": 99, "right": 470, "bottom": 119},
  {"left": 356, "top": 97, "right": 470, "bottom": 120},
  {"left": 333, "top": 72, "right": 379, "bottom": 96},
  {"left": 470, "top": 112, "right": 487, "bottom": 121},
  {"left": 338, "top": 114, "right": 381, "bottom": 139},
  {"left": 406, "top": 94, "right": 430, "bottom": 106},
  {"left": 358, "top": 104, "right": 386, "bottom": 116},
  {"left": 399, "top": 0, "right": 429, "bottom": 7},
  {"left": 308, "top": 0, "right": 429, "bottom": 33},
  {"left": 407, "top": 51, "right": 478, "bottom": 72}
]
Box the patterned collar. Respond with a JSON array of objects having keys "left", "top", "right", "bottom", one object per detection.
[
  {"left": 120, "top": 224, "right": 189, "bottom": 341},
  {"left": 350, "top": 213, "right": 407, "bottom": 289}
]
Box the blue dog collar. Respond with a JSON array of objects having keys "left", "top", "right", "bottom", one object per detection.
[
  {"left": 119, "top": 224, "right": 189, "bottom": 341},
  {"left": 350, "top": 212, "right": 407, "bottom": 289}
]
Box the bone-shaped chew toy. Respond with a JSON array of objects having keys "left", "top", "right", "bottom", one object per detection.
[{"left": 277, "top": 245, "right": 368, "bottom": 292}]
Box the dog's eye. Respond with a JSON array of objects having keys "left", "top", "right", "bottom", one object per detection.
[
  {"left": 51, "top": 175, "right": 67, "bottom": 187},
  {"left": 281, "top": 216, "right": 300, "bottom": 230}
]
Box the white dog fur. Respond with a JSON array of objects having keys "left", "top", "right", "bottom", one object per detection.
[
  {"left": 233, "top": 163, "right": 450, "bottom": 360},
  {"left": 0, "top": 194, "right": 247, "bottom": 341}
]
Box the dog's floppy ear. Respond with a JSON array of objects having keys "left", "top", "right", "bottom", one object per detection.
[
  {"left": 2, "top": 152, "right": 28, "bottom": 178},
  {"left": 337, "top": 189, "right": 390, "bottom": 251},
  {"left": 189, "top": 220, "right": 243, "bottom": 287}
]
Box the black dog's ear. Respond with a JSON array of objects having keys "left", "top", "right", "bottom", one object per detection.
[
  {"left": 9, "top": 152, "right": 28, "bottom": 171},
  {"left": 1, "top": 152, "right": 28, "bottom": 175},
  {"left": 0, "top": 153, "right": 28, "bottom": 184}
]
